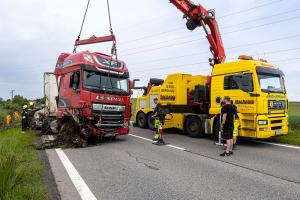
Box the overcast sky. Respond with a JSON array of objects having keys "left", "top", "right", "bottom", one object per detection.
[{"left": 0, "top": 0, "right": 299, "bottom": 100}]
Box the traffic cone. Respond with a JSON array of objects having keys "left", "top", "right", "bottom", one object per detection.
[{"left": 159, "top": 125, "right": 163, "bottom": 134}]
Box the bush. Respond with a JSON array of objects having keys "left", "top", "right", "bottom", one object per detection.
[{"left": 2, "top": 103, "right": 20, "bottom": 113}]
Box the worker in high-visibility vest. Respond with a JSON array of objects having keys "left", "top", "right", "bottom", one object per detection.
[
  {"left": 21, "top": 105, "right": 29, "bottom": 132},
  {"left": 13, "top": 111, "right": 20, "bottom": 121},
  {"left": 5, "top": 114, "right": 11, "bottom": 126},
  {"left": 151, "top": 98, "right": 166, "bottom": 145},
  {"left": 231, "top": 100, "right": 239, "bottom": 149}
]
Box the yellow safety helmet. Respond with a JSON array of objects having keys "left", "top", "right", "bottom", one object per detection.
[
  {"left": 23, "top": 105, "right": 28, "bottom": 109},
  {"left": 29, "top": 102, "right": 34, "bottom": 106}
]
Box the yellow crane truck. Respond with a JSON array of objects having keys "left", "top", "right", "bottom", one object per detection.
[{"left": 132, "top": 0, "right": 288, "bottom": 139}]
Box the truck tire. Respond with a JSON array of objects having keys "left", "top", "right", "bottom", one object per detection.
[
  {"left": 137, "top": 112, "right": 147, "bottom": 128},
  {"left": 147, "top": 113, "right": 155, "bottom": 130},
  {"left": 184, "top": 116, "right": 204, "bottom": 138}
]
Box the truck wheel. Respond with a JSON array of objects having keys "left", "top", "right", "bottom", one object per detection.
[
  {"left": 184, "top": 116, "right": 203, "bottom": 138},
  {"left": 147, "top": 113, "right": 155, "bottom": 130},
  {"left": 137, "top": 112, "right": 147, "bottom": 128}
]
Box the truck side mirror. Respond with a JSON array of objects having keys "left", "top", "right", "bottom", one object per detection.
[
  {"left": 133, "top": 79, "right": 142, "bottom": 89},
  {"left": 129, "top": 80, "right": 133, "bottom": 90}
]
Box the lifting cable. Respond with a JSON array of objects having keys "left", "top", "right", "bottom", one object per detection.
[
  {"left": 72, "top": 0, "right": 122, "bottom": 92},
  {"left": 106, "top": 0, "right": 118, "bottom": 61},
  {"left": 73, "top": 0, "right": 91, "bottom": 53},
  {"left": 106, "top": 0, "right": 122, "bottom": 92}
]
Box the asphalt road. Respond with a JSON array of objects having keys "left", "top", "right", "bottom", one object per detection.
[{"left": 47, "top": 127, "right": 300, "bottom": 200}]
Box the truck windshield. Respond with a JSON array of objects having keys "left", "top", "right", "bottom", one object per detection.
[
  {"left": 83, "top": 71, "right": 129, "bottom": 95},
  {"left": 258, "top": 74, "right": 285, "bottom": 93}
]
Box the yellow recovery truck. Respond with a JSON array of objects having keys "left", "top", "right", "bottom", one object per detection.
[
  {"left": 133, "top": 0, "right": 288, "bottom": 139},
  {"left": 133, "top": 57, "right": 288, "bottom": 139}
]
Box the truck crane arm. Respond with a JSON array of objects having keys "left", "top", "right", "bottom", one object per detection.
[{"left": 170, "top": 0, "right": 226, "bottom": 65}]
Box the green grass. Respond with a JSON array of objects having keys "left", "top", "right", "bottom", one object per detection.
[
  {"left": 0, "top": 128, "right": 47, "bottom": 200},
  {"left": 269, "top": 102, "right": 300, "bottom": 146}
]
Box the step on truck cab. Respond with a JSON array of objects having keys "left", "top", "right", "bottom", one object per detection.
[{"left": 134, "top": 56, "right": 288, "bottom": 139}]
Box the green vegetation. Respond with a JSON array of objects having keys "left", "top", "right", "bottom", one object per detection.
[
  {"left": 269, "top": 102, "right": 300, "bottom": 146},
  {"left": 0, "top": 128, "right": 47, "bottom": 200}
]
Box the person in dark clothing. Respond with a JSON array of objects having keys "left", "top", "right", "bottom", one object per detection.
[
  {"left": 220, "top": 96, "right": 237, "bottom": 156},
  {"left": 21, "top": 105, "right": 29, "bottom": 132},
  {"left": 151, "top": 98, "right": 165, "bottom": 145}
]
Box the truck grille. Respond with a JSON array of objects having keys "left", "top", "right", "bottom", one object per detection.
[
  {"left": 271, "top": 120, "right": 282, "bottom": 124},
  {"left": 268, "top": 100, "right": 286, "bottom": 110},
  {"left": 93, "top": 111, "right": 124, "bottom": 126}
]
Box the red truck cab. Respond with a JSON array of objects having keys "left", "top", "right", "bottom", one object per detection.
[{"left": 54, "top": 50, "right": 131, "bottom": 137}]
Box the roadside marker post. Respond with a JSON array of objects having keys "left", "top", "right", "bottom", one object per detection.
[{"left": 215, "top": 108, "right": 226, "bottom": 147}]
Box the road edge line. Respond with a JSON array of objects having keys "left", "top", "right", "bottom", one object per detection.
[
  {"left": 55, "top": 148, "right": 97, "bottom": 200},
  {"left": 253, "top": 140, "right": 300, "bottom": 150}
]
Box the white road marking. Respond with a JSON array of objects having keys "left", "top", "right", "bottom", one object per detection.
[
  {"left": 166, "top": 144, "right": 186, "bottom": 151},
  {"left": 55, "top": 149, "right": 97, "bottom": 200},
  {"left": 128, "top": 134, "right": 153, "bottom": 142},
  {"left": 129, "top": 134, "right": 186, "bottom": 151},
  {"left": 253, "top": 140, "right": 300, "bottom": 150}
]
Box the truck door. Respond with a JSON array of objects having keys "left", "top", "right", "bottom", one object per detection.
[
  {"left": 69, "top": 71, "right": 81, "bottom": 108},
  {"left": 223, "top": 73, "right": 257, "bottom": 137}
]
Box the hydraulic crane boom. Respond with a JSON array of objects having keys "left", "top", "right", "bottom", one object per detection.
[{"left": 170, "top": 0, "right": 226, "bottom": 65}]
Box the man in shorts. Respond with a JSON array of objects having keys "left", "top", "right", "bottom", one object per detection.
[{"left": 220, "top": 96, "right": 236, "bottom": 156}]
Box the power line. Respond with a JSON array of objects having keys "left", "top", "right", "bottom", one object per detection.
[
  {"left": 129, "top": 47, "right": 300, "bottom": 73},
  {"left": 120, "top": 15, "right": 300, "bottom": 57},
  {"left": 120, "top": 8, "right": 300, "bottom": 52},
  {"left": 120, "top": 0, "right": 284, "bottom": 45},
  {"left": 131, "top": 57, "right": 300, "bottom": 80},
  {"left": 219, "top": 0, "right": 283, "bottom": 18},
  {"left": 2, "top": 33, "right": 300, "bottom": 79},
  {"left": 222, "top": 9, "right": 300, "bottom": 30},
  {"left": 129, "top": 47, "right": 300, "bottom": 67}
]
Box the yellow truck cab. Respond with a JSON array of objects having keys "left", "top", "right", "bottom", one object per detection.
[{"left": 134, "top": 56, "right": 288, "bottom": 139}]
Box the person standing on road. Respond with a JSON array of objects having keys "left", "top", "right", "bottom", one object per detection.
[
  {"left": 21, "top": 105, "right": 29, "bottom": 132},
  {"left": 151, "top": 97, "right": 165, "bottom": 145},
  {"left": 220, "top": 96, "right": 236, "bottom": 156}
]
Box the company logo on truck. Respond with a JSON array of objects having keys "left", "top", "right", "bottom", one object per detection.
[
  {"left": 235, "top": 100, "right": 255, "bottom": 105},
  {"left": 96, "top": 95, "right": 124, "bottom": 102}
]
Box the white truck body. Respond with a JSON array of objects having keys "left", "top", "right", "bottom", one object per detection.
[{"left": 44, "top": 72, "right": 58, "bottom": 116}]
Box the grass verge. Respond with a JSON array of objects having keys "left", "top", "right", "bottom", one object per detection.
[
  {"left": 268, "top": 102, "right": 300, "bottom": 146},
  {"left": 0, "top": 128, "right": 47, "bottom": 200}
]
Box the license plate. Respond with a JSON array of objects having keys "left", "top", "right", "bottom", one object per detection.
[{"left": 275, "top": 130, "right": 282, "bottom": 135}]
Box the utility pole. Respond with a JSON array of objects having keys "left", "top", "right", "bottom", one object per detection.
[{"left": 10, "top": 90, "right": 15, "bottom": 103}]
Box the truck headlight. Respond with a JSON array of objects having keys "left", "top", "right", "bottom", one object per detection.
[
  {"left": 258, "top": 120, "right": 268, "bottom": 125},
  {"left": 92, "top": 104, "right": 103, "bottom": 110}
]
